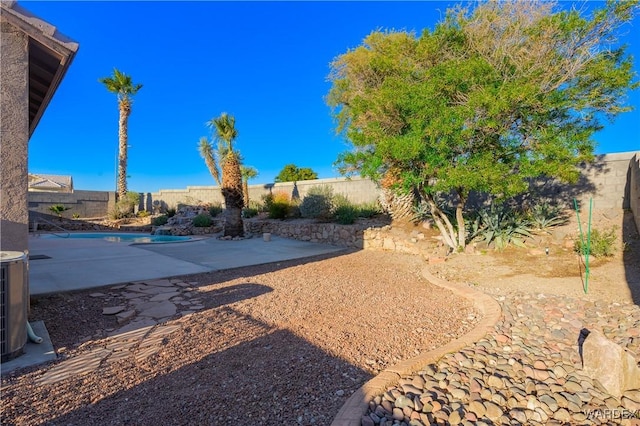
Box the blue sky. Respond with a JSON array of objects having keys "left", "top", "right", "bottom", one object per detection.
[{"left": 26, "top": 1, "right": 640, "bottom": 193}]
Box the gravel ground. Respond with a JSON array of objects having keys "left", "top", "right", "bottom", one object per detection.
[{"left": 1, "top": 250, "right": 479, "bottom": 426}]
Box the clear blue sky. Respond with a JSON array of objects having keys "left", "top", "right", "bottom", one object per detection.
[{"left": 26, "top": 1, "right": 640, "bottom": 193}]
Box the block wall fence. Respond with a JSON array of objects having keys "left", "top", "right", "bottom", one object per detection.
[{"left": 27, "top": 152, "right": 640, "bottom": 231}]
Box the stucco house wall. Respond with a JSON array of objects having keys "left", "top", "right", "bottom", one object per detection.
[
  {"left": 0, "top": 1, "right": 78, "bottom": 252},
  {"left": 0, "top": 21, "right": 30, "bottom": 251}
]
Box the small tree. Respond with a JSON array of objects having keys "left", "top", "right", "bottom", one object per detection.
[
  {"left": 49, "top": 204, "right": 70, "bottom": 219},
  {"left": 198, "top": 113, "right": 244, "bottom": 237},
  {"left": 240, "top": 165, "right": 259, "bottom": 207},
  {"left": 327, "top": 0, "right": 638, "bottom": 251},
  {"left": 274, "top": 164, "right": 318, "bottom": 182}
]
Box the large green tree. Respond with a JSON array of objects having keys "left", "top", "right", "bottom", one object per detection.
[
  {"left": 198, "top": 113, "right": 244, "bottom": 237},
  {"left": 274, "top": 164, "right": 318, "bottom": 182},
  {"left": 327, "top": 0, "right": 638, "bottom": 250},
  {"left": 99, "top": 68, "right": 143, "bottom": 202}
]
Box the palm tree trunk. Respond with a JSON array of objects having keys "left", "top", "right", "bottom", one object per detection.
[
  {"left": 117, "top": 102, "right": 131, "bottom": 201},
  {"left": 243, "top": 180, "right": 250, "bottom": 208},
  {"left": 222, "top": 153, "right": 244, "bottom": 237}
]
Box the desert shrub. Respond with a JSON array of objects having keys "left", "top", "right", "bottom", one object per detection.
[
  {"left": 137, "top": 210, "right": 150, "bottom": 218},
  {"left": 261, "top": 193, "right": 274, "bottom": 212},
  {"left": 299, "top": 186, "right": 334, "bottom": 220},
  {"left": 110, "top": 192, "right": 140, "bottom": 219},
  {"left": 266, "top": 191, "right": 292, "bottom": 219},
  {"left": 166, "top": 207, "right": 177, "bottom": 218},
  {"left": 356, "top": 202, "right": 382, "bottom": 218},
  {"left": 242, "top": 207, "right": 259, "bottom": 218},
  {"left": 72, "top": 213, "right": 80, "bottom": 219},
  {"left": 152, "top": 215, "right": 168, "bottom": 226},
  {"left": 193, "top": 214, "right": 213, "bottom": 227},
  {"left": 574, "top": 227, "right": 617, "bottom": 257},
  {"left": 208, "top": 203, "right": 223, "bottom": 217},
  {"left": 333, "top": 204, "right": 358, "bottom": 224}
]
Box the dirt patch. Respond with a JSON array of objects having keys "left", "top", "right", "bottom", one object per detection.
[{"left": 429, "top": 210, "right": 640, "bottom": 304}]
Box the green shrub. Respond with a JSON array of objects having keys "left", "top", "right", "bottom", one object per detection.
[
  {"left": 574, "top": 227, "right": 617, "bottom": 257},
  {"left": 242, "top": 207, "right": 259, "bottom": 218},
  {"left": 269, "top": 202, "right": 290, "bottom": 219},
  {"left": 166, "top": 208, "right": 176, "bottom": 218},
  {"left": 152, "top": 215, "right": 168, "bottom": 226},
  {"left": 264, "top": 191, "right": 292, "bottom": 219},
  {"left": 49, "top": 204, "right": 70, "bottom": 218},
  {"left": 261, "top": 193, "right": 274, "bottom": 212},
  {"left": 137, "top": 210, "right": 150, "bottom": 218},
  {"left": 300, "top": 186, "right": 334, "bottom": 220},
  {"left": 333, "top": 205, "right": 358, "bottom": 224},
  {"left": 209, "top": 203, "right": 223, "bottom": 217},
  {"left": 356, "top": 202, "right": 381, "bottom": 219},
  {"left": 72, "top": 213, "right": 80, "bottom": 219},
  {"left": 193, "top": 214, "right": 213, "bottom": 227},
  {"left": 110, "top": 192, "right": 140, "bottom": 219}
]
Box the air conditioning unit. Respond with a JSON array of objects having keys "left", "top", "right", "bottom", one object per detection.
[{"left": 0, "top": 251, "right": 29, "bottom": 362}]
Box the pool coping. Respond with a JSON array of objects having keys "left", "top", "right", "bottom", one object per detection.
[
  {"left": 34, "top": 231, "right": 206, "bottom": 245},
  {"left": 330, "top": 266, "right": 502, "bottom": 426}
]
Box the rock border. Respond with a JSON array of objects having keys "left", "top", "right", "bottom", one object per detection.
[{"left": 330, "top": 266, "right": 502, "bottom": 426}]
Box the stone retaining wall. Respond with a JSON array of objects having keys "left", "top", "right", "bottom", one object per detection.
[{"left": 243, "top": 218, "right": 446, "bottom": 259}]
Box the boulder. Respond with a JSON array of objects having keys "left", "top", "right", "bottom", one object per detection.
[{"left": 581, "top": 329, "right": 640, "bottom": 398}]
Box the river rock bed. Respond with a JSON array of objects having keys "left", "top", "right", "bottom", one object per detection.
[{"left": 364, "top": 291, "right": 640, "bottom": 426}]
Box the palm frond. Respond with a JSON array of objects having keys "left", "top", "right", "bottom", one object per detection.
[{"left": 198, "top": 137, "right": 221, "bottom": 186}]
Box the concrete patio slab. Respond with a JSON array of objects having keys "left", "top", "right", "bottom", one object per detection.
[{"left": 27, "top": 234, "right": 345, "bottom": 295}]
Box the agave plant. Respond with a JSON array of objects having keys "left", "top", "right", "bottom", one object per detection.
[
  {"left": 473, "top": 205, "right": 533, "bottom": 250},
  {"left": 527, "top": 202, "right": 568, "bottom": 234}
]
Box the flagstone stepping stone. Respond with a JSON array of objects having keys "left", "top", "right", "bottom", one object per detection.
[
  {"left": 148, "top": 291, "right": 180, "bottom": 302},
  {"left": 116, "top": 310, "right": 136, "bottom": 324},
  {"left": 103, "top": 306, "right": 126, "bottom": 315},
  {"left": 138, "top": 301, "right": 176, "bottom": 319},
  {"left": 145, "top": 279, "right": 175, "bottom": 287}
]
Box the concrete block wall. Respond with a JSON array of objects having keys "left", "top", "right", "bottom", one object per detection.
[
  {"left": 572, "top": 152, "right": 634, "bottom": 211},
  {"left": 630, "top": 153, "right": 640, "bottom": 233},
  {"left": 151, "top": 176, "right": 380, "bottom": 210},
  {"left": 28, "top": 190, "right": 116, "bottom": 218}
]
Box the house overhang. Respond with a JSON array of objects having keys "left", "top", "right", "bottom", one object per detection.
[{"left": 1, "top": 1, "right": 79, "bottom": 137}]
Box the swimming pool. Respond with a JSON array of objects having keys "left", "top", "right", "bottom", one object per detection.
[{"left": 39, "top": 232, "right": 193, "bottom": 244}]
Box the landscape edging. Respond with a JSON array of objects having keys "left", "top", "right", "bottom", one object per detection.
[{"left": 330, "top": 266, "right": 502, "bottom": 426}]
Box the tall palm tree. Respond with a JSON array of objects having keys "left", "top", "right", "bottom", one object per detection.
[
  {"left": 99, "top": 68, "right": 143, "bottom": 202},
  {"left": 199, "top": 113, "right": 244, "bottom": 237},
  {"left": 240, "top": 166, "right": 258, "bottom": 208}
]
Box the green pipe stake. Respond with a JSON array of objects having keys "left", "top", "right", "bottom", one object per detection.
[
  {"left": 585, "top": 198, "right": 593, "bottom": 294},
  {"left": 573, "top": 199, "right": 589, "bottom": 294}
]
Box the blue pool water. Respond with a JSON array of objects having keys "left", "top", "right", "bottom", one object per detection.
[{"left": 40, "top": 233, "right": 192, "bottom": 243}]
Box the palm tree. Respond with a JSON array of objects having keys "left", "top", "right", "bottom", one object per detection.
[
  {"left": 99, "top": 68, "right": 143, "bottom": 202},
  {"left": 199, "top": 113, "right": 244, "bottom": 237},
  {"left": 240, "top": 166, "right": 259, "bottom": 208}
]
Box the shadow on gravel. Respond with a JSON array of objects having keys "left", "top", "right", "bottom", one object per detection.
[
  {"left": 174, "top": 249, "right": 359, "bottom": 289},
  {"left": 41, "top": 307, "right": 372, "bottom": 426},
  {"left": 623, "top": 211, "right": 640, "bottom": 306}
]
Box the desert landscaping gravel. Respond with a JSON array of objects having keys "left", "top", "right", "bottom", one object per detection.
[{"left": 1, "top": 250, "right": 479, "bottom": 426}]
